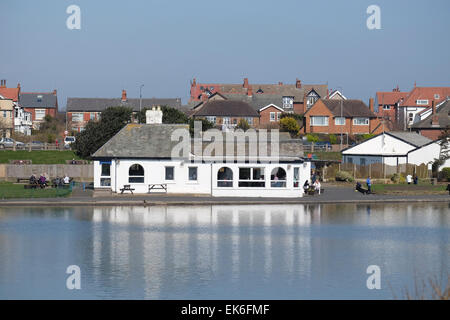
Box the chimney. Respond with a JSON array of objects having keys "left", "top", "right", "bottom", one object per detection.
[
  {"left": 243, "top": 78, "right": 249, "bottom": 88},
  {"left": 17, "top": 83, "right": 21, "bottom": 89},
  {"left": 278, "top": 81, "right": 283, "bottom": 86},
  {"left": 369, "top": 98, "right": 374, "bottom": 113},
  {"left": 327, "top": 88, "right": 329, "bottom": 99},
  {"left": 53, "top": 89, "right": 57, "bottom": 96},
  {"left": 201, "top": 92, "right": 208, "bottom": 101},
  {"left": 295, "top": 78, "right": 302, "bottom": 89},
  {"left": 146, "top": 106, "right": 163, "bottom": 124},
  {"left": 431, "top": 100, "right": 436, "bottom": 115},
  {"left": 247, "top": 85, "right": 253, "bottom": 97},
  {"left": 192, "top": 78, "right": 196, "bottom": 87},
  {"left": 121, "top": 89, "right": 127, "bottom": 102},
  {"left": 0, "top": 80, "right": 5, "bottom": 88}
]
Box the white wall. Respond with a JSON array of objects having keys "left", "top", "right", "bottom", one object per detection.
[
  {"left": 94, "top": 160, "right": 311, "bottom": 197},
  {"left": 342, "top": 134, "right": 415, "bottom": 156},
  {"left": 407, "top": 142, "right": 441, "bottom": 166}
]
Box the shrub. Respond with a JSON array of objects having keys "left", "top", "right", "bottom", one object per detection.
[
  {"left": 306, "top": 133, "right": 319, "bottom": 143},
  {"left": 440, "top": 167, "right": 450, "bottom": 182},
  {"left": 335, "top": 171, "right": 354, "bottom": 182},
  {"left": 280, "top": 113, "right": 303, "bottom": 122},
  {"left": 280, "top": 117, "right": 300, "bottom": 136},
  {"left": 329, "top": 134, "right": 337, "bottom": 144},
  {"left": 390, "top": 173, "right": 406, "bottom": 184},
  {"left": 236, "top": 119, "right": 250, "bottom": 131}
]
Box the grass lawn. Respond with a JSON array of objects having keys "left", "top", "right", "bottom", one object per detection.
[
  {"left": 0, "top": 150, "right": 82, "bottom": 164},
  {"left": 371, "top": 183, "right": 447, "bottom": 195},
  {"left": 0, "top": 181, "right": 72, "bottom": 199}
]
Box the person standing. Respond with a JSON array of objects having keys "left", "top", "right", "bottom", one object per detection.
[
  {"left": 366, "top": 176, "right": 372, "bottom": 194},
  {"left": 406, "top": 174, "right": 412, "bottom": 184}
]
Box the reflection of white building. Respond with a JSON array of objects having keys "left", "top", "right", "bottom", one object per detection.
[{"left": 92, "top": 110, "right": 310, "bottom": 197}]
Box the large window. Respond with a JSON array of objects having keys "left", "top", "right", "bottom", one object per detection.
[
  {"left": 100, "top": 162, "right": 111, "bottom": 187},
  {"left": 282, "top": 96, "right": 294, "bottom": 109},
  {"left": 35, "top": 109, "right": 46, "bottom": 121},
  {"left": 408, "top": 113, "right": 414, "bottom": 123},
  {"left": 416, "top": 99, "right": 428, "bottom": 105},
  {"left": 129, "top": 164, "right": 144, "bottom": 183},
  {"left": 310, "top": 116, "right": 328, "bottom": 126},
  {"left": 238, "top": 167, "right": 265, "bottom": 187},
  {"left": 270, "top": 112, "right": 276, "bottom": 121},
  {"left": 188, "top": 167, "right": 198, "bottom": 181},
  {"left": 206, "top": 116, "right": 216, "bottom": 124},
  {"left": 271, "top": 167, "right": 286, "bottom": 188},
  {"left": 245, "top": 117, "right": 253, "bottom": 125},
  {"left": 72, "top": 113, "right": 84, "bottom": 122},
  {"left": 353, "top": 117, "right": 369, "bottom": 125},
  {"left": 383, "top": 105, "right": 390, "bottom": 110},
  {"left": 165, "top": 166, "right": 174, "bottom": 180},
  {"left": 293, "top": 167, "right": 300, "bottom": 188},
  {"left": 217, "top": 167, "right": 233, "bottom": 187},
  {"left": 335, "top": 117, "right": 345, "bottom": 125},
  {"left": 90, "top": 112, "right": 96, "bottom": 120}
]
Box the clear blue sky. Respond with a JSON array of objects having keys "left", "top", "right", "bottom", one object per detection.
[{"left": 1, "top": 0, "right": 449, "bottom": 109}]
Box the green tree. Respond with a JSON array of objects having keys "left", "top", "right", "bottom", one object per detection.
[
  {"left": 189, "top": 118, "right": 215, "bottom": 136},
  {"left": 236, "top": 119, "right": 250, "bottom": 131},
  {"left": 329, "top": 134, "right": 337, "bottom": 144},
  {"left": 306, "top": 133, "right": 319, "bottom": 143},
  {"left": 280, "top": 117, "right": 300, "bottom": 136},
  {"left": 72, "top": 106, "right": 133, "bottom": 158}
]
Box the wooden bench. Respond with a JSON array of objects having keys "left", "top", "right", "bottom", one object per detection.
[
  {"left": 17, "top": 177, "right": 30, "bottom": 183},
  {"left": 120, "top": 184, "right": 135, "bottom": 194},
  {"left": 148, "top": 184, "right": 167, "bottom": 193}
]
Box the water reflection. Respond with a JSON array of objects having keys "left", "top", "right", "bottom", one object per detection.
[{"left": 0, "top": 203, "right": 448, "bottom": 299}]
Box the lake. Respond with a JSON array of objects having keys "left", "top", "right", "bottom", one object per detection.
[{"left": 0, "top": 203, "right": 448, "bottom": 299}]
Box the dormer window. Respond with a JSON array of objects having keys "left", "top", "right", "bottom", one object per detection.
[
  {"left": 434, "top": 94, "right": 440, "bottom": 99},
  {"left": 256, "top": 88, "right": 264, "bottom": 94},
  {"left": 416, "top": 99, "right": 428, "bottom": 105},
  {"left": 306, "top": 90, "right": 319, "bottom": 109},
  {"left": 282, "top": 96, "right": 294, "bottom": 109},
  {"left": 37, "top": 95, "right": 43, "bottom": 102}
]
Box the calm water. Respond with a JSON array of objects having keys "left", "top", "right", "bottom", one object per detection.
[{"left": 0, "top": 203, "right": 448, "bottom": 299}]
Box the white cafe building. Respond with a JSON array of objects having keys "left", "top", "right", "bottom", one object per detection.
[{"left": 92, "top": 109, "right": 310, "bottom": 197}]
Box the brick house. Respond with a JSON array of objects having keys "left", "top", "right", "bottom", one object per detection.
[
  {"left": 0, "top": 80, "right": 32, "bottom": 135},
  {"left": 302, "top": 98, "right": 382, "bottom": 135},
  {"left": 20, "top": 91, "right": 58, "bottom": 129},
  {"left": 189, "top": 77, "right": 328, "bottom": 114},
  {"left": 411, "top": 99, "right": 450, "bottom": 140},
  {"left": 192, "top": 100, "right": 260, "bottom": 130},
  {"left": 66, "top": 89, "right": 182, "bottom": 133}
]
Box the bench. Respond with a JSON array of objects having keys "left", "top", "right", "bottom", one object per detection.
[
  {"left": 120, "top": 184, "right": 135, "bottom": 194},
  {"left": 148, "top": 184, "right": 167, "bottom": 193},
  {"left": 17, "top": 177, "right": 30, "bottom": 183}
]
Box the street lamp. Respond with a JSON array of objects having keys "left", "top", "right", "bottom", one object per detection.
[{"left": 139, "top": 84, "right": 144, "bottom": 123}]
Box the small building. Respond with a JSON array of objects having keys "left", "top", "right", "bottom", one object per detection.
[
  {"left": 20, "top": 91, "right": 58, "bottom": 129},
  {"left": 341, "top": 131, "right": 441, "bottom": 167},
  {"left": 92, "top": 110, "right": 311, "bottom": 197},
  {"left": 302, "top": 98, "right": 382, "bottom": 135},
  {"left": 411, "top": 99, "right": 450, "bottom": 140}
]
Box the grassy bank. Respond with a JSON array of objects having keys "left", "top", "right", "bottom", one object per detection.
[
  {"left": 371, "top": 183, "right": 447, "bottom": 195},
  {"left": 312, "top": 151, "right": 342, "bottom": 161},
  {"left": 0, "top": 181, "right": 72, "bottom": 199},
  {"left": 0, "top": 150, "right": 82, "bottom": 164}
]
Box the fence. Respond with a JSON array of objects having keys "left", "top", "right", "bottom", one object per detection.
[
  {"left": 0, "top": 164, "right": 93, "bottom": 182},
  {"left": 322, "top": 163, "right": 431, "bottom": 181},
  {"left": 1, "top": 143, "right": 66, "bottom": 151}
]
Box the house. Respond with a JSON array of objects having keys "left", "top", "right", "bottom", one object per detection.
[
  {"left": 20, "top": 91, "right": 58, "bottom": 129},
  {"left": 341, "top": 131, "right": 441, "bottom": 168},
  {"left": 375, "top": 86, "right": 409, "bottom": 130},
  {"left": 411, "top": 99, "right": 450, "bottom": 140},
  {"left": 0, "top": 96, "right": 14, "bottom": 138},
  {"left": 0, "top": 80, "right": 32, "bottom": 135},
  {"left": 66, "top": 89, "right": 182, "bottom": 132},
  {"left": 92, "top": 109, "right": 311, "bottom": 197},
  {"left": 189, "top": 77, "right": 328, "bottom": 114},
  {"left": 302, "top": 98, "right": 382, "bottom": 135},
  {"left": 192, "top": 100, "right": 260, "bottom": 130}
]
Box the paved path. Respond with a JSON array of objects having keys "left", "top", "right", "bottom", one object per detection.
[{"left": 0, "top": 185, "right": 448, "bottom": 206}]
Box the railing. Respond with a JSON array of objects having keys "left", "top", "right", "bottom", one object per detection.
[{"left": 0, "top": 143, "right": 67, "bottom": 151}]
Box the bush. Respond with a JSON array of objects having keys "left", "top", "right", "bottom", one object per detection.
[
  {"left": 236, "top": 119, "right": 250, "bottom": 131},
  {"left": 390, "top": 173, "right": 406, "bottom": 184},
  {"left": 335, "top": 171, "right": 354, "bottom": 182},
  {"left": 280, "top": 113, "right": 303, "bottom": 122},
  {"left": 306, "top": 133, "right": 319, "bottom": 143},
  {"left": 280, "top": 117, "right": 300, "bottom": 136},
  {"left": 329, "top": 134, "right": 337, "bottom": 144},
  {"left": 440, "top": 167, "right": 450, "bottom": 182}
]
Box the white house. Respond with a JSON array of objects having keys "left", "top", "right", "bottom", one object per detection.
[
  {"left": 92, "top": 109, "right": 310, "bottom": 197},
  {"left": 341, "top": 131, "right": 441, "bottom": 167}
]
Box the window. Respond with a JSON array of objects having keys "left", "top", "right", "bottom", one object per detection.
[
  {"left": 217, "top": 167, "right": 233, "bottom": 187},
  {"left": 310, "top": 116, "right": 329, "bottom": 126},
  {"left": 245, "top": 117, "right": 253, "bottom": 125},
  {"left": 90, "top": 112, "right": 96, "bottom": 120},
  {"left": 165, "top": 166, "right": 174, "bottom": 180},
  {"left": 277, "top": 112, "right": 281, "bottom": 121},
  {"left": 100, "top": 162, "right": 111, "bottom": 187},
  {"left": 282, "top": 96, "right": 294, "bottom": 109},
  {"left": 347, "top": 157, "right": 353, "bottom": 164},
  {"left": 101, "top": 163, "right": 110, "bottom": 176},
  {"left": 293, "top": 167, "right": 300, "bottom": 188},
  {"left": 2, "top": 111, "right": 6, "bottom": 118},
  {"left": 408, "top": 113, "right": 414, "bottom": 123},
  {"left": 129, "top": 164, "right": 144, "bottom": 183},
  {"left": 14, "top": 109, "right": 18, "bottom": 117},
  {"left": 35, "top": 109, "right": 46, "bottom": 121},
  {"left": 360, "top": 158, "right": 366, "bottom": 166},
  {"left": 188, "top": 167, "right": 197, "bottom": 181},
  {"left": 434, "top": 94, "right": 440, "bottom": 99},
  {"left": 206, "top": 116, "right": 216, "bottom": 124},
  {"left": 238, "top": 167, "right": 265, "bottom": 187},
  {"left": 383, "top": 105, "right": 390, "bottom": 110},
  {"left": 270, "top": 112, "right": 276, "bottom": 121},
  {"left": 223, "top": 117, "right": 230, "bottom": 125},
  {"left": 271, "top": 167, "right": 287, "bottom": 188},
  {"left": 416, "top": 99, "right": 428, "bottom": 105},
  {"left": 353, "top": 117, "right": 369, "bottom": 125},
  {"left": 335, "top": 117, "right": 345, "bottom": 125},
  {"left": 72, "top": 113, "right": 84, "bottom": 122},
  {"left": 37, "top": 95, "right": 42, "bottom": 102}
]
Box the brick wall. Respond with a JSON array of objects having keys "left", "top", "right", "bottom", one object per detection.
[{"left": 259, "top": 106, "right": 282, "bottom": 126}]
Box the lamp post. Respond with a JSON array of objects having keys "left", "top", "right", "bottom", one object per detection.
[
  {"left": 337, "top": 86, "right": 344, "bottom": 151},
  {"left": 139, "top": 84, "right": 144, "bottom": 123}
]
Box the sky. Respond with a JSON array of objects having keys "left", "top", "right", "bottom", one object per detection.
[{"left": 0, "top": 0, "right": 449, "bottom": 109}]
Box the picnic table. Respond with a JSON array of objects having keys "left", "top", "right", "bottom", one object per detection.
[
  {"left": 148, "top": 184, "right": 167, "bottom": 193},
  {"left": 120, "top": 184, "right": 135, "bottom": 194}
]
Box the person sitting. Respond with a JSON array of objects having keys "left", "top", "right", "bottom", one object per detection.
[
  {"left": 63, "top": 175, "right": 70, "bottom": 185},
  {"left": 313, "top": 180, "right": 321, "bottom": 194},
  {"left": 303, "top": 180, "right": 310, "bottom": 192},
  {"left": 29, "top": 174, "right": 37, "bottom": 185},
  {"left": 38, "top": 174, "right": 47, "bottom": 188},
  {"left": 413, "top": 175, "right": 418, "bottom": 185}
]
